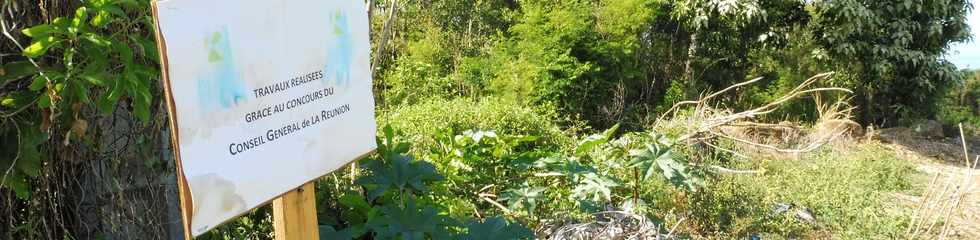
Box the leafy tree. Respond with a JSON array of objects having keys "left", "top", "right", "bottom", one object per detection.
[
  {"left": 374, "top": 0, "right": 517, "bottom": 105},
  {"left": 810, "top": 0, "right": 972, "bottom": 125},
  {"left": 671, "top": 0, "right": 809, "bottom": 101}
]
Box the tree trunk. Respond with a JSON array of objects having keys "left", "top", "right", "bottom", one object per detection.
[{"left": 684, "top": 32, "right": 699, "bottom": 99}]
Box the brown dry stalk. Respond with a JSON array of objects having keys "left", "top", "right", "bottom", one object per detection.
[
  {"left": 656, "top": 72, "right": 857, "bottom": 159},
  {"left": 907, "top": 126, "right": 978, "bottom": 239}
]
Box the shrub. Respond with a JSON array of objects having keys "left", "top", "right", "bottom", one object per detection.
[
  {"left": 315, "top": 126, "right": 533, "bottom": 240},
  {"left": 381, "top": 97, "right": 575, "bottom": 153},
  {"left": 726, "top": 143, "right": 916, "bottom": 238},
  {"left": 382, "top": 23, "right": 462, "bottom": 106},
  {"left": 939, "top": 69, "right": 980, "bottom": 132}
]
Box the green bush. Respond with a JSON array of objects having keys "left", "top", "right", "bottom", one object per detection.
[
  {"left": 382, "top": 23, "right": 462, "bottom": 106},
  {"left": 381, "top": 97, "right": 575, "bottom": 153},
  {"left": 939, "top": 69, "right": 980, "bottom": 131},
  {"left": 315, "top": 126, "right": 533, "bottom": 240}
]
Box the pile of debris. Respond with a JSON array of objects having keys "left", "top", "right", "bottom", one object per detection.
[{"left": 537, "top": 203, "right": 677, "bottom": 240}]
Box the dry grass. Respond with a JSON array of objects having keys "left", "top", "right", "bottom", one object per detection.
[
  {"left": 653, "top": 72, "right": 862, "bottom": 175},
  {"left": 905, "top": 125, "right": 980, "bottom": 239}
]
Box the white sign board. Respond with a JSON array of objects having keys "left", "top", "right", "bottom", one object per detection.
[{"left": 152, "top": 0, "right": 376, "bottom": 236}]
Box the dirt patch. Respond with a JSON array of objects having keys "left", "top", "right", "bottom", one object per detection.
[
  {"left": 876, "top": 127, "right": 980, "bottom": 166},
  {"left": 879, "top": 127, "right": 980, "bottom": 239}
]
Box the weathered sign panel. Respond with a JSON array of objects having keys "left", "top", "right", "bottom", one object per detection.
[{"left": 152, "top": 0, "right": 376, "bottom": 236}]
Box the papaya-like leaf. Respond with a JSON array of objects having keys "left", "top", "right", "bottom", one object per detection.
[
  {"left": 629, "top": 140, "right": 703, "bottom": 191},
  {"left": 571, "top": 172, "right": 620, "bottom": 202},
  {"left": 355, "top": 155, "right": 444, "bottom": 200},
  {"left": 460, "top": 217, "right": 533, "bottom": 240},
  {"left": 318, "top": 225, "right": 353, "bottom": 240},
  {"left": 367, "top": 199, "right": 456, "bottom": 240},
  {"left": 500, "top": 186, "right": 546, "bottom": 213}
]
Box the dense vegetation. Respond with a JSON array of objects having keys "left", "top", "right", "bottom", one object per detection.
[{"left": 1, "top": 0, "right": 977, "bottom": 239}]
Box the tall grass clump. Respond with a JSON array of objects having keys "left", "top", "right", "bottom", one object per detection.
[
  {"left": 750, "top": 143, "right": 917, "bottom": 239},
  {"left": 380, "top": 97, "right": 576, "bottom": 153}
]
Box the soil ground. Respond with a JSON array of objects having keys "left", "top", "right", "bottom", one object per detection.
[{"left": 879, "top": 127, "right": 979, "bottom": 239}]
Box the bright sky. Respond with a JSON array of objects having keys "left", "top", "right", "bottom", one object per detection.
[{"left": 946, "top": 1, "right": 980, "bottom": 70}]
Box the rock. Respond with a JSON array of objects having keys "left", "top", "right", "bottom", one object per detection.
[
  {"left": 794, "top": 208, "right": 817, "bottom": 226},
  {"left": 771, "top": 202, "right": 792, "bottom": 216},
  {"left": 914, "top": 120, "right": 945, "bottom": 139}
]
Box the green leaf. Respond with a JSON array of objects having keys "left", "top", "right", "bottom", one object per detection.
[
  {"left": 574, "top": 123, "right": 619, "bottom": 156},
  {"left": 51, "top": 17, "right": 70, "bottom": 29},
  {"left": 628, "top": 139, "right": 703, "bottom": 191},
  {"left": 659, "top": 158, "right": 703, "bottom": 191},
  {"left": 355, "top": 155, "right": 444, "bottom": 200},
  {"left": 72, "top": 7, "right": 90, "bottom": 29},
  {"left": 461, "top": 217, "right": 533, "bottom": 240},
  {"left": 571, "top": 172, "right": 620, "bottom": 202},
  {"left": 103, "top": 5, "right": 126, "bottom": 17},
  {"left": 37, "top": 94, "right": 51, "bottom": 108},
  {"left": 535, "top": 156, "right": 596, "bottom": 182},
  {"left": 0, "top": 61, "right": 39, "bottom": 85},
  {"left": 75, "top": 7, "right": 90, "bottom": 21},
  {"left": 0, "top": 92, "right": 36, "bottom": 110},
  {"left": 23, "top": 36, "right": 60, "bottom": 58},
  {"left": 318, "top": 225, "right": 353, "bottom": 240},
  {"left": 82, "top": 33, "right": 112, "bottom": 47},
  {"left": 127, "top": 72, "right": 151, "bottom": 122},
  {"left": 71, "top": 82, "right": 92, "bottom": 103},
  {"left": 114, "top": 0, "right": 139, "bottom": 8},
  {"left": 97, "top": 73, "right": 125, "bottom": 113},
  {"left": 338, "top": 192, "right": 372, "bottom": 226},
  {"left": 6, "top": 175, "right": 31, "bottom": 200},
  {"left": 500, "top": 186, "right": 546, "bottom": 212},
  {"left": 132, "top": 35, "right": 159, "bottom": 62},
  {"left": 339, "top": 193, "right": 371, "bottom": 213},
  {"left": 90, "top": 10, "right": 111, "bottom": 27},
  {"left": 0, "top": 98, "right": 14, "bottom": 107},
  {"left": 113, "top": 40, "right": 134, "bottom": 66},
  {"left": 367, "top": 199, "right": 455, "bottom": 240},
  {"left": 1, "top": 122, "right": 48, "bottom": 200},
  {"left": 629, "top": 143, "right": 665, "bottom": 181},
  {"left": 16, "top": 126, "right": 46, "bottom": 178},
  {"left": 80, "top": 73, "right": 108, "bottom": 87},
  {"left": 21, "top": 24, "right": 55, "bottom": 38},
  {"left": 28, "top": 75, "right": 46, "bottom": 91}
]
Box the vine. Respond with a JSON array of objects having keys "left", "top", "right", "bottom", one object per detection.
[{"left": 1, "top": 0, "right": 157, "bottom": 199}]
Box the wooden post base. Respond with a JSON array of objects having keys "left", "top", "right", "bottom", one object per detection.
[{"left": 273, "top": 182, "right": 319, "bottom": 240}]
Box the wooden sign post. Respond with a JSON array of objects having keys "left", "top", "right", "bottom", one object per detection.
[{"left": 273, "top": 183, "right": 319, "bottom": 240}]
